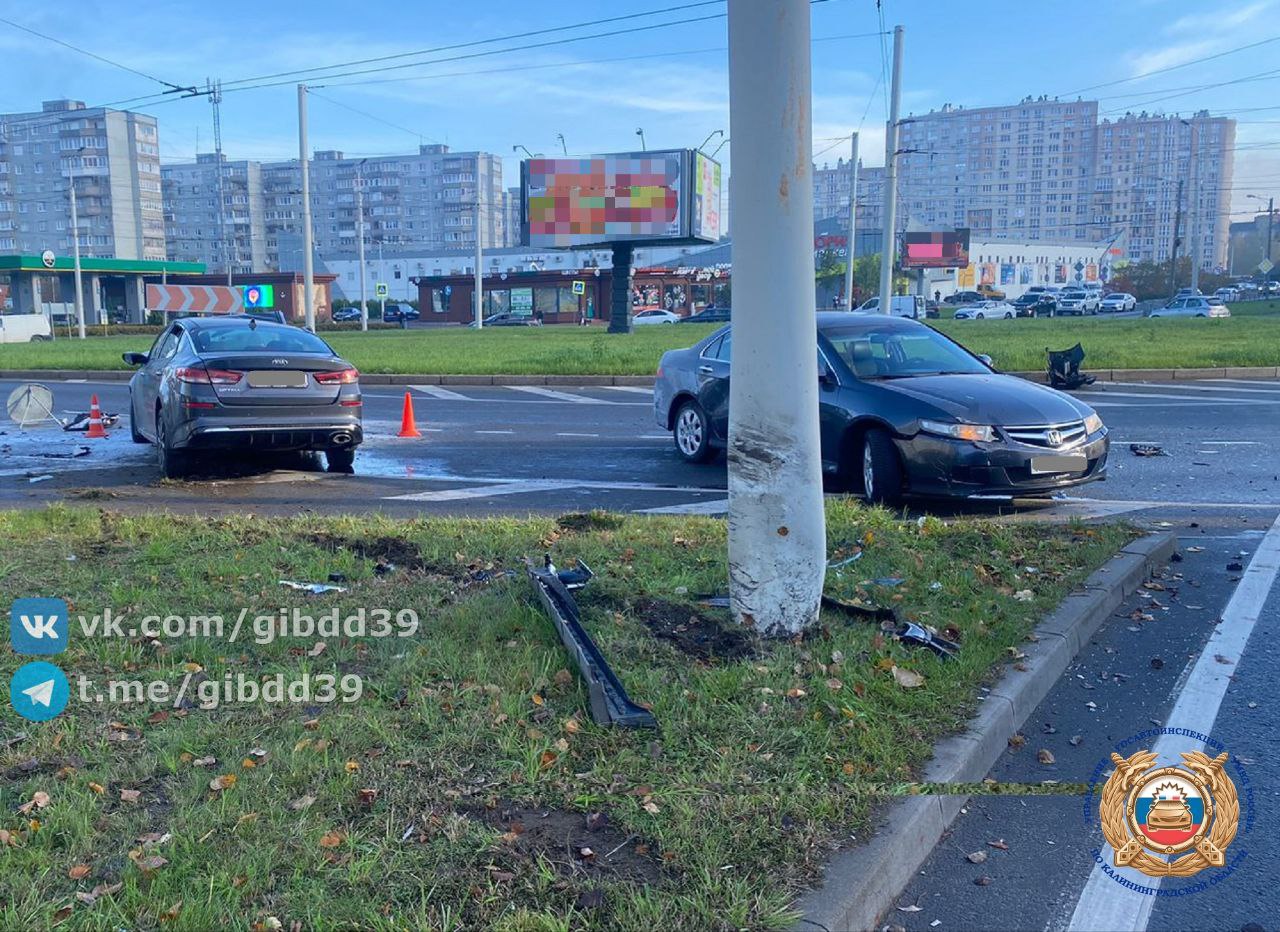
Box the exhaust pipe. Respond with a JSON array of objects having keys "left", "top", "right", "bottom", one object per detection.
[{"left": 330, "top": 431, "right": 352, "bottom": 446}]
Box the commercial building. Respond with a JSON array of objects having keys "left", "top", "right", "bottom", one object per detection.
[
  {"left": 0, "top": 99, "right": 165, "bottom": 261},
  {"left": 163, "top": 144, "right": 506, "bottom": 274},
  {"left": 891, "top": 97, "right": 1236, "bottom": 271},
  {"left": 925, "top": 238, "right": 1116, "bottom": 301}
]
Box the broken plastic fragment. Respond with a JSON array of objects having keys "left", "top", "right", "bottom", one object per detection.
[{"left": 279, "top": 580, "right": 348, "bottom": 595}]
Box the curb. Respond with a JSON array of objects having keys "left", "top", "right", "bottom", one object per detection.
[
  {"left": 792, "top": 530, "right": 1178, "bottom": 932},
  {"left": 5, "top": 367, "right": 1280, "bottom": 388}
]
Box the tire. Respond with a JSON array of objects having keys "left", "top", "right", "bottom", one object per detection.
[
  {"left": 325, "top": 447, "right": 356, "bottom": 472},
  {"left": 1003, "top": 312, "right": 1013, "bottom": 319},
  {"left": 156, "top": 411, "right": 190, "bottom": 480},
  {"left": 672, "top": 400, "right": 713, "bottom": 463},
  {"left": 975, "top": 312, "right": 986, "bottom": 320},
  {"left": 30, "top": 334, "right": 52, "bottom": 342},
  {"left": 860, "top": 428, "right": 904, "bottom": 506}
]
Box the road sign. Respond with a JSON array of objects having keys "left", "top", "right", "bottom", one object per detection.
[
  {"left": 1259, "top": 258, "right": 1274, "bottom": 274},
  {"left": 146, "top": 284, "right": 243, "bottom": 315},
  {"left": 375, "top": 282, "right": 388, "bottom": 298},
  {"left": 572, "top": 280, "right": 586, "bottom": 295},
  {"left": 40, "top": 250, "right": 55, "bottom": 268},
  {"left": 242, "top": 284, "right": 275, "bottom": 309}
]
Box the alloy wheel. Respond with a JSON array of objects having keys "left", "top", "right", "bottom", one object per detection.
[{"left": 676, "top": 407, "right": 704, "bottom": 457}]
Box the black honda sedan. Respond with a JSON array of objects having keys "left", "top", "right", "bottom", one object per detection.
[
  {"left": 124, "top": 316, "right": 362, "bottom": 478},
  {"left": 653, "top": 313, "right": 1108, "bottom": 503}
]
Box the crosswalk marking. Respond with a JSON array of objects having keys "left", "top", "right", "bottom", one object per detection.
[
  {"left": 601, "top": 385, "right": 653, "bottom": 394},
  {"left": 409, "top": 385, "right": 470, "bottom": 401},
  {"left": 508, "top": 386, "right": 613, "bottom": 404}
]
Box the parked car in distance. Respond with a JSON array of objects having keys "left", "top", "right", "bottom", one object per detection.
[
  {"left": 633, "top": 308, "right": 682, "bottom": 325},
  {"left": 855, "top": 294, "right": 926, "bottom": 319},
  {"left": 382, "top": 303, "right": 420, "bottom": 323},
  {"left": 943, "top": 290, "right": 983, "bottom": 305},
  {"left": 653, "top": 313, "right": 1109, "bottom": 504},
  {"left": 1056, "top": 287, "right": 1100, "bottom": 316},
  {"left": 123, "top": 315, "right": 362, "bottom": 479},
  {"left": 476, "top": 313, "right": 540, "bottom": 327},
  {"left": 0, "top": 312, "right": 52, "bottom": 342},
  {"left": 1011, "top": 293, "right": 1056, "bottom": 318},
  {"left": 1148, "top": 296, "right": 1231, "bottom": 318},
  {"left": 1213, "top": 287, "right": 1239, "bottom": 303},
  {"left": 1099, "top": 292, "right": 1137, "bottom": 313},
  {"left": 679, "top": 305, "right": 731, "bottom": 323},
  {"left": 953, "top": 300, "right": 1016, "bottom": 320},
  {"left": 332, "top": 307, "right": 366, "bottom": 322},
  {"left": 976, "top": 284, "right": 1007, "bottom": 301}
]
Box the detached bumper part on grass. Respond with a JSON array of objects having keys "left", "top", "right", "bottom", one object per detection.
[{"left": 526, "top": 556, "right": 657, "bottom": 729}]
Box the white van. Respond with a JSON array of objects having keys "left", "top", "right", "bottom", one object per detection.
[
  {"left": 856, "top": 294, "right": 926, "bottom": 319},
  {"left": 0, "top": 313, "right": 53, "bottom": 343}
]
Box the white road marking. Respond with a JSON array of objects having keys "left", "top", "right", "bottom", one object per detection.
[
  {"left": 601, "top": 385, "right": 654, "bottom": 394},
  {"left": 1103, "top": 380, "right": 1280, "bottom": 395},
  {"left": 475, "top": 429, "right": 514, "bottom": 435},
  {"left": 1204, "top": 378, "right": 1280, "bottom": 388},
  {"left": 1076, "top": 389, "right": 1276, "bottom": 404},
  {"left": 508, "top": 386, "right": 613, "bottom": 404},
  {"left": 1066, "top": 512, "right": 1280, "bottom": 932},
  {"left": 1199, "top": 441, "right": 1261, "bottom": 445},
  {"left": 1053, "top": 496, "right": 1278, "bottom": 510},
  {"left": 390, "top": 480, "right": 570, "bottom": 502},
  {"left": 636, "top": 499, "right": 730, "bottom": 515},
  {"left": 385, "top": 476, "right": 721, "bottom": 501},
  {"left": 555, "top": 432, "right": 600, "bottom": 438},
  {"left": 409, "top": 385, "right": 470, "bottom": 401}
]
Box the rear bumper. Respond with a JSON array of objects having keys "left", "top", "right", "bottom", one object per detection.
[
  {"left": 897, "top": 431, "right": 1109, "bottom": 498},
  {"left": 173, "top": 408, "right": 362, "bottom": 451}
]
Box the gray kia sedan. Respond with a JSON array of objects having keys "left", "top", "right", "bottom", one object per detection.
[
  {"left": 654, "top": 313, "right": 1108, "bottom": 503},
  {"left": 125, "top": 316, "right": 362, "bottom": 478}
]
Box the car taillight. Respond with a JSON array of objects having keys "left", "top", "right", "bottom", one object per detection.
[
  {"left": 314, "top": 367, "right": 359, "bottom": 385},
  {"left": 175, "top": 367, "right": 242, "bottom": 384}
]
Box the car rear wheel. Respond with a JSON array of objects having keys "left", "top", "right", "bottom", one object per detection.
[
  {"left": 156, "top": 411, "right": 190, "bottom": 480},
  {"left": 861, "top": 429, "right": 903, "bottom": 506},
  {"left": 1003, "top": 312, "right": 1013, "bottom": 319},
  {"left": 325, "top": 447, "right": 356, "bottom": 472},
  {"left": 673, "top": 400, "right": 713, "bottom": 463}
]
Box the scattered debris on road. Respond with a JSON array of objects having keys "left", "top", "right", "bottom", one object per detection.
[
  {"left": 1130, "top": 443, "right": 1168, "bottom": 457},
  {"left": 279, "top": 580, "right": 348, "bottom": 595}
]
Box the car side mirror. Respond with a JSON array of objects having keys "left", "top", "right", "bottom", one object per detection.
[
  {"left": 977, "top": 354, "right": 993, "bottom": 368},
  {"left": 122, "top": 352, "right": 149, "bottom": 366}
]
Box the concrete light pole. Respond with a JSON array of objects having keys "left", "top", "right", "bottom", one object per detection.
[
  {"left": 844, "top": 132, "right": 859, "bottom": 310},
  {"left": 475, "top": 181, "right": 484, "bottom": 328},
  {"left": 298, "top": 84, "right": 316, "bottom": 332},
  {"left": 355, "top": 159, "right": 368, "bottom": 332},
  {"left": 1183, "top": 117, "right": 1201, "bottom": 293},
  {"left": 725, "top": 0, "right": 826, "bottom": 637},
  {"left": 877, "top": 25, "right": 905, "bottom": 315},
  {"left": 67, "top": 156, "right": 86, "bottom": 340}
]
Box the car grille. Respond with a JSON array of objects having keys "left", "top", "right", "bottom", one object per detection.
[{"left": 1001, "top": 420, "right": 1087, "bottom": 448}]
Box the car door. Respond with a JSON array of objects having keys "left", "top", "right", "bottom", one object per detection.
[
  {"left": 696, "top": 329, "right": 731, "bottom": 442},
  {"left": 135, "top": 325, "right": 181, "bottom": 437}
]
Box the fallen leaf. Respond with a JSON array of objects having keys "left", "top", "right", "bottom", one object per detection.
[
  {"left": 966, "top": 850, "right": 988, "bottom": 864},
  {"left": 987, "top": 838, "right": 1009, "bottom": 850},
  {"left": 974, "top": 875, "right": 994, "bottom": 886},
  {"left": 563, "top": 719, "right": 581, "bottom": 735},
  {"left": 192, "top": 756, "right": 216, "bottom": 768},
  {"left": 1069, "top": 735, "right": 1084, "bottom": 747},
  {"left": 87, "top": 782, "right": 105, "bottom": 795},
  {"left": 0, "top": 829, "right": 20, "bottom": 846},
  {"left": 1037, "top": 749, "right": 1056, "bottom": 765},
  {"left": 1013, "top": 589, "right": 1035, "bottom": 602},
  {"left": 539, "top": 750, "right": 558, "bottom": 769},
  {"left": 318, "top": 830, "right": 346, "bottom": 848},
  {"left": 209, "top": 774, "right": 238, "bottom": 792},
  {"left": 160, "top": 901, "right": 182, "bottom": 922},
  {"left": 242, "top": 758, "right": 257, "bottom": 769},
  {"left": 642, "top": 801, "right": 661, "bottom": 815},
  {"left": 289, "top": 794, "right": 317, "bottom": 812},
  {"left": 344, "top": 760, "right": 360, "bottom": 773},
  {"left": 786, "top": 687, "right": 808, "bottom": 699},
  {"left": 68, "top": 864, "right": 92, "bottom": 880},
  {"left": 1008, "top": 733, "right": 1027, "bottom": 749},
  {"left": 52, "top": 905, "right": 73, "bottom": 926},
  {"left": 119, "top": 789, "right": 141, "bottom": 803},
  {"left": 553, "top": 668, "right": 573, "bottom": 688},
  {"left": 531, "top": 693, "right": 545, "bottom": 707},
  {"left": 892, "top": 666, "right": 925, "bottom": 689},
  {"left": 135, "top": 855, "right": 169, "bottom": 872},
  {"left": 357, "top": 789, "right": 378, "bottom": 807},
  {"left": 825, "top": 678, "right": 843, "bottom": 691}
]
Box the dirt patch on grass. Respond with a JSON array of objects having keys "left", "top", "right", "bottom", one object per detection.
[
  {"left": 309, "top": 532, "right": 428, "bottom": 570},
  {"left": 468, "top": 801, "right": 663, "bottom": 887},
  {"left": 555, "top": 511, "right": 625, "bottom": 533},
  {"left": 632, "top": 598, "right": 756, "bottom": 662}
]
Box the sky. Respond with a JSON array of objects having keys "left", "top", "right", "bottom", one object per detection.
[{"left": 1, "top": 0, "right": 1278, "bottom": 219}]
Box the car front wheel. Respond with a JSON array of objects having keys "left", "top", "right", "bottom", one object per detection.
[
  {"left": 673, "top": 400, "right": 713, "bottom": 463},
  {"left": 861, "top": 429, "right": 903, "bottom": 506}
]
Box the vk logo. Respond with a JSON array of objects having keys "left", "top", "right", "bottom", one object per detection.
[
  {"left": 10, "top": 598, "right": 69, "bottom": 655},
  {"left": 9, "top": 661, "right": 70, "bottom": 722}
]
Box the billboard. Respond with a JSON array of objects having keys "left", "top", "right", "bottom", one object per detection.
[
  {"left": 901, "top": 230, "right": 971, "bottom": 269},
  {"left": 521, "top": 149, "right": 720, "bottom": 248}
]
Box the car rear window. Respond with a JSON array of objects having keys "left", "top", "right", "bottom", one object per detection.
[{"left": 191, "top": 325, "right": 334, "bottom": 355}]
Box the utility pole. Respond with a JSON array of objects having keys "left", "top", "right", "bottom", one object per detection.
[
  {"left": 355, "top": 159, "right": 368, "bottom": 332},
  {"left": 843, "top": 132, "right": 859, "bottom": 310},
  {"left": 1169, "top": 178, "right": 1184, "bottom": 298},
  {"left": 475, "top": 178, "right": 484, "bottom": 328},
  {"left": 877, "top": 25, "right": 905, "bottom": 315},
  {"left": 298, "top": 84, "right": 316, "bottom": 331},
  {"left": 725, "top": 0, "right": 825, "bottom": 637},
  {"left": 1266, "top": 197, "right": 1275, "bottom": 268},
  {"left": 1186, "top": 117, "right": 1201, "bottom": 293},
  {"left": 68, "top": 158, "right": 86, "bottom": 339},
  {"left": 208, "top": 79, "right": 232, "bottom": 287}
]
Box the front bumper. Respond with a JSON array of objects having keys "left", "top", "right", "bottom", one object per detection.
[{"left": 897, "top": 430, "right": 1109, "bottom": 498}]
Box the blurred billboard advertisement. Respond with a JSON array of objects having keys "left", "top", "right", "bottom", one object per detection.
[{"left": 901, "top": 229, "right": 971, "bottom": 269}]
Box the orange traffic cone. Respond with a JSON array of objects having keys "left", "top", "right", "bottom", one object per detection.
[
  {"left": 398, "top": 391, "right": 422, "bottom": 438},
  {"left": 85, "top": 394, "right": 108, "bottom": 439}
]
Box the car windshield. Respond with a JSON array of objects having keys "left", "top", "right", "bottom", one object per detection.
[
  {"left": 191, "top": 325, "right": 334, "bottom": 355},
  {"left": 822, "top": 325, "right": 988, "bottom": 379}
]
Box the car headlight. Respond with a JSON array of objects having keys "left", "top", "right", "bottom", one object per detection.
[
  {"left": 920, "top": 419, "right": 997, "bottom": 443},
  {"left": 1084, "top": 412, "right": 1104, "bottom": 435}
]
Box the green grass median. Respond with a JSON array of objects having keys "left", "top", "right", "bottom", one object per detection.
[
  {"left": 3, "top": 306, "right": 1279, "bottom": 375},
  {"left": 0, "top": 505, "right": 1131, "bottom": 930}
]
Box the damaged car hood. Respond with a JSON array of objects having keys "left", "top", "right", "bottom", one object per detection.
[{"left": 878, "top": 373, "right": 1092, "bottom": 425}]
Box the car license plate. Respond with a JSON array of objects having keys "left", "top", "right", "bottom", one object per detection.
[
  {"left": 1030, "top": 454, "right": 1087, "bottom": 475},
  {"left": 247, "top": 370, "right": 307, "bottom": 388}
]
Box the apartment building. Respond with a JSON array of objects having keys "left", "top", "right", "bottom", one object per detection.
[
  {"left": 0, "top": 99, "right": 164, "bottom": 260},
  {"left": 812, "top": 159, "right": 885, "bottom": 256},
  {"left": 162, "top": 153, "right": 268, "bottom": 275}
]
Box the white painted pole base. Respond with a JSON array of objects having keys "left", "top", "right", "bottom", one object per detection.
[{"left": 726, "top": 0, "right": 826, "bottom": 638}]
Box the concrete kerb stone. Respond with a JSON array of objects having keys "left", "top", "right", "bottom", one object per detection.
[{"left": 792, "top": 530, "right": 1176, "bottom": 932}]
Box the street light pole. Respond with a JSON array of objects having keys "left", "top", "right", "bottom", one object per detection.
[
  {"left": 877, "top": 25, "right": 905, "bottom": 315},
  {"left": 356, "top": 159, "right": 368, "bottom": 332},
  {"left": 298, "top": 83, "right": 316, "bottom": 332},
  {"left": 1184, "top": 118, "right": 1201, "bottom": 293},
  {"left": 725, "top": 0, "right": 825, "bottom": 637},
  {"left": 843, "top": 132, "right": 859, "bottom": 310},
  {"left": 68, "top": 161, "right": 86, "bottom": 339},
  {"left": 475, "top": 180, "right": 484, "bottom": 328}
]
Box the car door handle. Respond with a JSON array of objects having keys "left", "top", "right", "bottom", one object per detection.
[{"left": 698, "top": 365, "right": 714, "bottom": 375}]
